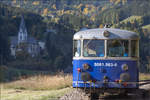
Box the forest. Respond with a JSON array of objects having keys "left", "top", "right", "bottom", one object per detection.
[{"left": 0, "top": 0, "right": 150, "bottom": 81}]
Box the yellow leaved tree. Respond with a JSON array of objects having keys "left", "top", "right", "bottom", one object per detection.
[
  {"left": 43, "top": 8, "right": 48, "bottom": 16},
  {"left": 99, "top": 24, "right": 104, "bottom": 28},
  {"left": 32, "top": 1, "right": 40, "bottom": 5},
  {"left": 13, "top": 0, "right": 16, "bottom": 4},
  {"left": 52, "top": 4, "right": 56, "bottom": 9},
  {"left": 115, "top": 0, "right": 121, "bottom": 5},
  {"left": 83, "top": 8, "right": 89, "bottom": 15},
  {"left": 122, "top": 0, "right": 127, "bottom": 5}
]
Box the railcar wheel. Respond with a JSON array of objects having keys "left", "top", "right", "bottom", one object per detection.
[
  {"left": 90, "top": 93, "right": 99, "bottom": 100},
  {"left": 135, "top": 89, "right": 149, "bottom": 98},
  {"left": 118, "top": 91, "right": 128, "bottom": 97}
]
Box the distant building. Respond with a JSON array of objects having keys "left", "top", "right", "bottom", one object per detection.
[{"left": 10, "top": 16, "right": 45, "bottom": 57}]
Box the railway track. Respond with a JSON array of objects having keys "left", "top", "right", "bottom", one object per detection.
[{"left": 60, "top": 80, "right": 150, "bottom": 100}]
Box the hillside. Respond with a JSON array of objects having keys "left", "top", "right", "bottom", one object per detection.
[
  {"left": 120, "top": 16, "right": 142, "bottom": 24},
  {"left": 142, "top": 24, "right": 150, "bottom": 31},
  {"left": 0, "top": 2, "right": 74, "bottom": 79},
  {"left": 0, "top": 0, "right": 129, "bottom": 29}
]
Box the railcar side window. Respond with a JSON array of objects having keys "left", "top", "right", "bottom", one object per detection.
[
  {"left": 73, "top": 40, "right": 81, "bottom": 57},
  {"left": 131, "top": 40, "right": 138, "bottom": 57},
  {"left": 107, "top": 40, "right": 129, "bottom": 57},
  {"left": 83, "top": 40, "right": 104, "bottom": 57}
]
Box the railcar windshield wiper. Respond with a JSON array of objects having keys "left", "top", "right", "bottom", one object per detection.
[
  {"left": 83, "top": 39, "right": 93, "bottom": 49},
  {"left": 83, "top": 37, "right": 97, "bottom": 49}
]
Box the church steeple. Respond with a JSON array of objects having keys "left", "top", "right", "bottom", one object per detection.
[{"left": 18, "top": 15, "right": 28, "bottom": 44}]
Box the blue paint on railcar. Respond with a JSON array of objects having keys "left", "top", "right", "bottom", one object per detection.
[{"left": 72, "top": 59, "right": 139, "bottom": 88}]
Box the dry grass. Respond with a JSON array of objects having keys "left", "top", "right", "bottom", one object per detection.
[
  {"left": 3, "top": 72, "right": 72, "bottom": 90},
  {"left": 2, "top": 72, "right": 150, "bottom": 90},
  {"left": 139, "top": 73, "right": 150, "bottom": 80}
]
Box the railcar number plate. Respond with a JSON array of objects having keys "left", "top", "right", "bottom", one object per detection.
[{"left": 94, "top": 62, "right": 117, "bottom": 67}]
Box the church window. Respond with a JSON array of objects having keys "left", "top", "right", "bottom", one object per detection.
[{"left": 20, "top": 36, "right": 22, "bottom": 40}]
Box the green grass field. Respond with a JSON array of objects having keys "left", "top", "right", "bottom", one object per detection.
[{"left": 1, "top": 87, "right": 72, "bottom": 100}]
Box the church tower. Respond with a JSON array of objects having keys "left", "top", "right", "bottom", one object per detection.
[{"left": 18, "top": 15, "right": 28, "bottom": 44}]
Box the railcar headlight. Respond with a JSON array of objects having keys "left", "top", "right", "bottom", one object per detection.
[
  {"left": 77, "top": 68, "right": 81, "bottom": 72},
  {"left": 103, "top": 30, "right": 110, "bottom": 37},
  {"left": 120, "top": 73, "right": 130, "bottom": 82},
  {"left": 122, "top": 64, "right": 128, "bottom": 71},
  {"left": 81, "top": 72, "right": 91, "bottom": 82},
  {"left": 83, "top": 63, "right": 90, "bottom": 70}
]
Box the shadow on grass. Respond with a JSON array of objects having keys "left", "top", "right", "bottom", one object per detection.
[{"left": 0, "top": 65, "right": 56, "bottom": 83}]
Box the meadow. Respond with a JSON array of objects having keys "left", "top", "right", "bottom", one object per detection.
[
  {"left": 139, "top": 73, "right": 150, "bottom": 80},
  {"left": 2, "top": 72, "right": 72, "bottom": 90},
  {"left": 1, "top": 73, "right": 150, "bottom": 100},
  {"left": 1, "top": 73, "right": 73, "bottom": 100}
]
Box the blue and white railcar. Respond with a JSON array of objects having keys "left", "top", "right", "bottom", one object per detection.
[{"left": 72, "top": 28, "right": 139, "bottom": 91}]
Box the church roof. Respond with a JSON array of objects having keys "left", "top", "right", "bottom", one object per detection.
[{"left": 19, "top": 15, "right": 27, "bottom": 34}]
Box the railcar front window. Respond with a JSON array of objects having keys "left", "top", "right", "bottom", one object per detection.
[
  {"left": 107, "top": 40, "right": 129, "bottom": 57},
  {"left": 83, "top": 40, "right": 104, "bottom": 57},
  {"left": 73, "top": 40, "right": 81, "bottom": 57},
  {"left": 131, "top": 40, "right": 138, "bottom": 57}
]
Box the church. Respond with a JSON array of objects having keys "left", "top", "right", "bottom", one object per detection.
[{"left": 10, "top": 16, "right": 45, "bottom": 57}]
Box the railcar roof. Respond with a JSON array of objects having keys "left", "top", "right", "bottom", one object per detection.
[{"left": 73, "top": 28, "right": 139, "bottom": 39}]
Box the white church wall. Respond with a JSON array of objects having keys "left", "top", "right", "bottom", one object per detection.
[
  {"left": 10, "top": 47, "right": 16, "bottom": 56},
  {"left": 10, "top": 15, "right": 44, "bottom": 58}
]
